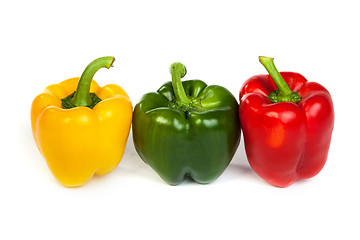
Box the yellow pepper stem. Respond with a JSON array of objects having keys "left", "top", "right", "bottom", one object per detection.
[{"left": 71, "top": 56, "right": 115, "bottom": 107}]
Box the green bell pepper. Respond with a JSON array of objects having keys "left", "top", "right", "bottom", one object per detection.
[{"left": 132, "top": 62, "right": 241, "bottom": 185}]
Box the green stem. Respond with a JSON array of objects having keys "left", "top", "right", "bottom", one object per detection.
[
  {"left": 259, "top": 56, "right": 301, "bottom": 103},
  {"left": 259, "top": 56, "right": 292, "bottom": 95},
  {"left": 170, "top": 62, "right": 192, "bottom": 106},
  {"left": 71, "top": 56, "right": 115, "bottom": 107}
]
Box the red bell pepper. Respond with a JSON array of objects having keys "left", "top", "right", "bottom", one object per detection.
[{"left": 239, "top": 56, "right": 334, "bottom": 187}]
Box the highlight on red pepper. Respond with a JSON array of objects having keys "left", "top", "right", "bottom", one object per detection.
[
  {"left": 239, "top": 56, "right": 334, "bottom": 187},
  {"left": 132, "top": 62, "right": 241, "bottom": 185}
]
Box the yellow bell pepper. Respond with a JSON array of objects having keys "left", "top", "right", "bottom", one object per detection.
[{"left": 31, "top": 56, "right": 132, "bottom": 187}]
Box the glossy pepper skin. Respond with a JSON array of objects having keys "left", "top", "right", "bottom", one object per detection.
[
  {"left": 239, "top": 56, "right": 334, "bottom": 187},
  {"left": 133, "top": 62, "right": 240, "bottom": 185},
  {"left": 31, "top": 57, "right": 132, "bottom": 187}
]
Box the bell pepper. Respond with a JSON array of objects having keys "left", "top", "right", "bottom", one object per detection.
[
  {"left": 132, "top": 62, "right": 240, "bottom": 185},
  {"left": 31, "top": 57, "right": 132, "bottom": 187},
  {"left": 239, "top": 56, "right": 334, "bottom": 187}
]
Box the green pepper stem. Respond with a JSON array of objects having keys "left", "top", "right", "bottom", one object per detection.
[
  {"left": 170, "top": 62, "right": 192, "bottom": 106},
  {"left": 71, "top": 56, "right": 115, "bottom": 107},
  {"left": 259, "top": 56, "right": 301, "bottom": 103}
]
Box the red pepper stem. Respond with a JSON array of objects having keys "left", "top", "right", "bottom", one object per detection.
[
  {"left": 259, "top": 56, "right": 301, "bottom": 103},
  {"left": 259, "top": 56, "right": 292, "bottom": 96},
  {"left": 170, "top": 62, "right": 192, "bottom": 106},
  {"left": 71, "top": 56, "right": 115, "bottom": 107}
]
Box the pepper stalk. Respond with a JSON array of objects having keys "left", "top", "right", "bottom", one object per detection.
[
  {"left": 259, "top": 56, "right": 301, "bottom": 103},
  {"left": 62, "top": 56, "right": 115, "bottom": 109},
  {"left": 169, "top": 62, "right": 193, "bottom": 109}
]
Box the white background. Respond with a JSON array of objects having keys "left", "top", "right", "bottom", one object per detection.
[{"left": 1, "top": 0, "right": 359, "bottom": 239}]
